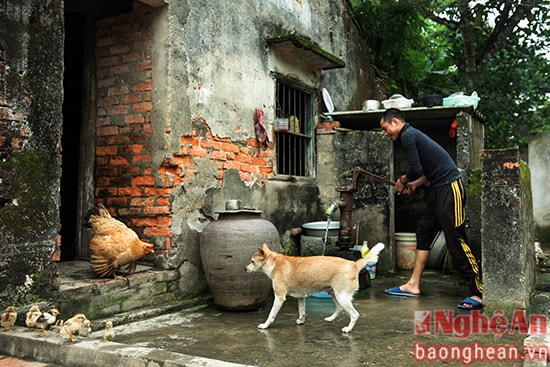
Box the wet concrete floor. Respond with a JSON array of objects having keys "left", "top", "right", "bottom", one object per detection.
[{"left": 113, "top": 270, "right": 529, "bottom": 366}]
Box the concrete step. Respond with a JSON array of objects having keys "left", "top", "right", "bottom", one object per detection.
[
  {"left": 0, "top": 314, "right": 251, "bottom": 367},
  {"left": 16, "top": 261, "right": 207, "bottom": 331}
]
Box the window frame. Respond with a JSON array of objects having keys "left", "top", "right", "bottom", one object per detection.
[{"left": 272, "top": 73, "right": 316, "bottom": 178}]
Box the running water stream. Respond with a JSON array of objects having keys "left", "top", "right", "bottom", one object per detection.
[{"left": 322, "top": 218, "right": 331, "bottom": 255}]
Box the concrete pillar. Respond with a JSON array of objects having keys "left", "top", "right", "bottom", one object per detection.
[{"left": 481, "top": 149, "right": 535, "bottom": 313}]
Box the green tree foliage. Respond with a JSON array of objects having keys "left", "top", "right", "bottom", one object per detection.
[{"left": 351, "top": 0, "right": 550, "bottom": 148}]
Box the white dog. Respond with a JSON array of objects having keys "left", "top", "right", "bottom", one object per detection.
[{"left": 245, "top": 242, "right": 384, "bottom": 333}]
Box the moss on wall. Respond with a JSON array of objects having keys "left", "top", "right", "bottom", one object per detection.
[
  {"left": 0, "top": 150, "right": 59, "bottom": 240},
  {"left": 0, "top": 0, "right": 63, "bottom": 307}
]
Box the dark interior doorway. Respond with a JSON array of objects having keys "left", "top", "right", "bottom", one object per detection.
[{"left": 60, "top": 12, "right": 86, "bottom": 261}]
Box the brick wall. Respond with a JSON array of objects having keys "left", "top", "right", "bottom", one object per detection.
[{"left": 95, "top": 3, "right": 275, "bottom": 255}]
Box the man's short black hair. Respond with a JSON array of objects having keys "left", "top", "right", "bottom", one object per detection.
[{"left": 381, "top": 108, "right": 406, "bottom": 123}]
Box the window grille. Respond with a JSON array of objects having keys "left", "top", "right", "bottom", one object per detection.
[{"left": 275, "top": 79, "right": 314, "bottom": 176}]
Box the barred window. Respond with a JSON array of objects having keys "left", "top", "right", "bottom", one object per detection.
[{"left": 274, "top": 79, "right": 314, "bottom": 177}]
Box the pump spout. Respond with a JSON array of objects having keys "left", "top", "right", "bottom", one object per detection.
[{"left": 325, "top": 199, "right": 346, "bottom": 219}]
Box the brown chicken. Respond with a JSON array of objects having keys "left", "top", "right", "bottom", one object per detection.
[
  {"left": 1, "top": 306, "right": 17, "bottom": 332},
  {"left": 60, "top": 313, "right": 88, "bottom": 342},
  {"left": 86, "top": 204, "right": 154, "bottom": 279}
]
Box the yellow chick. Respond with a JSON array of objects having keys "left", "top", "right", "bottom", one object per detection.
[
  {"left": 78, "top": 319, "right": 92, "bottom": 337},
  {"left": 50, "top": 319, "right": 64, "bottom": 334},
  {"left": 103, "top": 320, "right": 114, "bottom": 341},
  {"left": 1, "top": 306, "right": 17, "bottom": 332},
  {"left": 61, "top": 313, "right": 87, "bottom": 342},
  {"left": 25, "top": 305, "right": 42, "bottom": 331},
  {"left": 35, "top": 307, "right": 60, "bottom": 333}
]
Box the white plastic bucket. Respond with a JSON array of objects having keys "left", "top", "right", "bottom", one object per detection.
[
  {"left": 395, "top": 232, "right": 416, "bottom": 270},
  {"left": 366, "top": 263, "right": 377, "bottom": 279}
]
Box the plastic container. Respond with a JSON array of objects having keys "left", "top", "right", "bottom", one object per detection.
[
  {"left": 366, "top": 263, "right": 377, "bottom": 279},
  {"left": 422, "top": 95, "right": 443, "bottom": 107},
  {"left": 363, "top": 100, "right": 381, "bottom": 110},
  {"left": 395, "top": 232, "right": 416, "bottom": 270},
  {"left": 311, "top": 291, "right": 332, "bottom": 299},
  {"left": 302, "top": 221, "right": 339, "bottom": 237},
  {"left": 381, "top": 94, "right": 414, "bottom": 109},
  {"left": 427, "top": 231, "right": 447, "bottom": 270},
  {"left": 443, "top": 92, "right": 480, "bottom": 109}
]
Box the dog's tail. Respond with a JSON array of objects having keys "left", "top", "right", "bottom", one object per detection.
[{"left": 356, "top": 242, "right": 385, "bottom": 269}]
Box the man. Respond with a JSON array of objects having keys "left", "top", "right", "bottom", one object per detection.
[{"left": 380, "top": 108, "right": 482, "bottom": 310}]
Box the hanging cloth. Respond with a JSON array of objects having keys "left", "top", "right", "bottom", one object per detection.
[{"left": 254, "top": 108, "right": 269, "bottom": 149}]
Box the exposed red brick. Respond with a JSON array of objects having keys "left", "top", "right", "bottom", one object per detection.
[
  {"left": 106, "top": 196, "right": 129, "bottom": 206},
  {"left": 107, "top": 135, "right": 130, "bottom": 145},
  {"left": 130, "top": 197, "right": 155, "bottom": 207},
  {"left": 96, "top": 146, "right": 118, "bottom": 156},
  {"left": 144, "top": 205, "right": 170, "bottom": 215},
  {"left": 223, "top": 161, "right": 239, "bottom": 170},
  {"left": 97, "top": 126, "right": 118, "bottom": 136},
  {"left": 189, "top": 146, "right": 208, "bottom": 157},
  {"left": 132, "top": 176, "right": 155, "bottom": 186},
  {"left": 107, "top": 105, "right": 129, "bottom": 115},
  {"left": 240, "top": 164, "right": 256, "bottom": 173},
  {"left": 97, "top": 167, "right": 117, "bottom": 176},
  {"left": 126, "top": 93, "right": 143, "bottom": 103},
  {"left": 133, "top": 155, "right": 151, "bottom": 163},
  {"left": 122, "top": 53, "right": 140, "bottom": 63},
  {"left": 134, "top": 81, "right": 152, "bottom": 92},
  {"left": 138, "top": 60, "right": 152, "bottom": 70},
  {"left": 110, "top": 64, "right": 130, "bottom": 75},
  {"left": 97, "top": 56, "right": 119, "bottom": 68},
  {"left": 144, "top": 226, "right": 172, "bottom": 237},
  {"left": 110, "top": 156, "right": 130, "bottom": 166},
  {"left": 201, "top": 139, "right": 222, "bottom": 150},
  {"left": 247, "top": 138, "right": 260, "bottom": 148},
  {"left": 144, "top": 187, "right": 172, "bottom": 196},
  {"left": 132, "top": 217, "right": 158, "bottom": 227},
  {"left": 235, "top": 154, "right": 253, "bottom": 164},
  {"left": 221, "top": 142, "right": 240, "bottom": 153},
  {"left": 157, "top": 216, "right": 172, "bottom": 226},
  {"left": 118, "top": 186, "right": 142, "bottom": 196},
  {"left": 210, "top": 151, "right": 227, "bottom": 161},
  {"left": 108, "top": 85, "right": 130, "bottom": 96},
  {"left": 133, "top": 102, "right": 152, "bottom": 112},
  {"left": 172, "top": 156, "right": 192, "bottom": 166},
  {"left": 252, "top": 157, "right": 268, "bottom": 166},
  {"left": 155, "top": 198, "right": 170, "bottom": 208},
  {"left": 259, "top": 166, "right": 273, "bottom": 175},
  {"left": 109, "top": 45, "right": 130, "bottom": 55}
]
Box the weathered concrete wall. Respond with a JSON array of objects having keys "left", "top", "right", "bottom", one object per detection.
[
  {"left": 481, "top": 149, "right": 535, "bottom": 312},
  {"left": 456, "top": 112, "right": 485, "bottom": 260},
  {"left": 157, "top": 0, "right": 381, "bottom": 295},
  {"left": 528, "top": 131, "right": 550, "bottom": 246},
  {"left": 0, "top": 0, "right": 64, "bottom": 304},
  {"left": 317, "top": 130, "right": 394, "bottom": 273},
  {"left": 0, "top": 0, "right": 382, "bottom": 306}
]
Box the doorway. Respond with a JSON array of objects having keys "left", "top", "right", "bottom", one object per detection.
[{"left": 60, "top": 11, "right": 86, "bottom": 261}]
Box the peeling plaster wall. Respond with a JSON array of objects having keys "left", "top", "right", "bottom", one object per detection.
[
  {"left": 0, "top": 0, "right": 382, "bottom": 304},
  {"left": 160, "top": 0, "right": 379, "bottom": 154},
  {"left": 0, "top": 0, "right": 63, "bottom": 304},
  {"left": 156, "top": 0, "right": 380, "bottom": 295}
]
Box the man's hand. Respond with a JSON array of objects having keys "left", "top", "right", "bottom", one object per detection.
[{"left": 396, "top": 175, "right": 427, "bottom": 195}]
